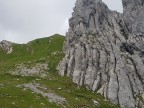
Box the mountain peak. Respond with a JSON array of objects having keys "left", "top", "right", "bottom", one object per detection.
[{"left": 58, "top": 0, "right": 144, "bottom": 108}]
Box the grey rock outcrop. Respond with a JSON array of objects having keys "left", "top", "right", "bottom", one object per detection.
[
  {"left": 0, "top": 40, "right": 13, "bottom": 54},
  {"left": 57, "top": 0, "right": 144, "bottom": 108},
  {"left": 10, "top": 62, "right": 48, "bottom": 78},
  {"left": 23, "top": 83, "right": 66, "bottom": 107}
]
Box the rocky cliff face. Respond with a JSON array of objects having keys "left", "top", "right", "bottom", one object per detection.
[
  {"left": 57, "top": 0, "right": 144, "bottom": 108},
  {"left": 0, "top": 40, "right": 13, "bottom": 54}
]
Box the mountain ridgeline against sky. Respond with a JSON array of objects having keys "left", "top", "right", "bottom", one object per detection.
[
  {"left": 0, "top": 35, "right": 119, "bottom": 107},
  {"left": 57, "top": 0, "right": 144, "bottom": 108}
]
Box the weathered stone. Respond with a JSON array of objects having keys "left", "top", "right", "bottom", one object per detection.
[
  {"left": 23, "top": 83, "right": 66, "bottom": 107},
  {"left": 10, "top": 62, "right": 48, "bottom": 78},
  {"left": 0, "top": 40, "right": 13, "bottom": 54},
  {"left": 57, "top": 0, "right": 144, "bottom": 108},
  {"left": 92, "top": 99, "right": 99, "bottom": 106}
]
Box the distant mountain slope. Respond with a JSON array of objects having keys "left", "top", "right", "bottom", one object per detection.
[
  {"left": 0, "top": 34, "right": 118, "bottom": 108},
  {"left": 0, "top": 34, "right": 65, "bottom": 73}
]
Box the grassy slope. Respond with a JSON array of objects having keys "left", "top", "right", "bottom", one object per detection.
[{"left": 0, "top": 34, "right": 118, "bottom": 108}]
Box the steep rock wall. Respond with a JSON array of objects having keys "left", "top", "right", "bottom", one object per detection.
[{"left": 57, "top": 0, "right": 144, "bottom": 107}]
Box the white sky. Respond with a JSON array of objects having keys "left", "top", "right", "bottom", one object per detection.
[{"left": 0, "top": 0, "right": 123, "bottom": 43}]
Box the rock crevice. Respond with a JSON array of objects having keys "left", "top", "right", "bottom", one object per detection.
[{"left": 57, "top": 0, "right": 144, "bottom": 107}]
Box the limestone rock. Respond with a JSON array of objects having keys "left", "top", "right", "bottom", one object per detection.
[
  {"left": 0, "top": 40, "right": 13, "bottom": 54},
  {"left": 92, "top": 99, "right": 99, "bottom": 106},
  {"left": 10, "top": 62, "right": 48, "bottom": 78},
  {"left": 23, "top": 83, "right": 66, "bottom": 107},
  {"left": 57, "top": 0, "right": 144, "bottom": 108}
]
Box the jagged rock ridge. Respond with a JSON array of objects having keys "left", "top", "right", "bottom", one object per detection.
[{"left": 57, "top": 0, "right": 144, "bottom": 108}]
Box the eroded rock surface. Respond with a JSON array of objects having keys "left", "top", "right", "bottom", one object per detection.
[
  {"left": 23, "top": 83, "right": 66, "bottom": 107},
  {"left": 57, "top": 0, "right": 144, "bottom": 108},
  {"left": 0, "top": 40, "right": 13, "bottom": 54},
  {"left": 10, "top": 62, "right": 48, "bottom": 78}
]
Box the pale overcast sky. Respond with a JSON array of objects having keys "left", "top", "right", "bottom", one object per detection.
[{"left": 0, "top": 0, "right": 123, "bottom": 43}]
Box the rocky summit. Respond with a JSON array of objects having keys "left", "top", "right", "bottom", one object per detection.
[{"left": 57, "top": 0, "right": 144, "bottom": 108}]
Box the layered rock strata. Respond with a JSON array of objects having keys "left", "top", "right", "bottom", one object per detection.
[{"left": 57, "top": 0, "right": 144, "bottom": 108}]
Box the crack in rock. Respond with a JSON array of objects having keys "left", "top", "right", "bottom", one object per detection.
[{"left": 57, "top": 0, "right": 144, "bottom": 108}]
